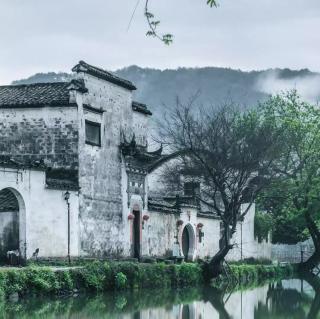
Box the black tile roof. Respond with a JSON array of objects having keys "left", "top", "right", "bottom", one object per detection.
[
  {"left": 132, "top": 101, "right": 152, "bottom": 116},
  {"left": 45, "top": 169, "right": 79, "bottom": 191},
  {"left": 0, "top": 156, "right": 47, "bottom": 170},
  {"left": 148, "top": 197, "right": 180, "bottom": 214},
  {"left": 0, "top": 188, "right": 19, "bottom": 212},
  {"left": 72, "top": 61, "right": 137, "bottom": 91},
  {"left": 0, "top": 82, "right": 71, "bottom": 108}
]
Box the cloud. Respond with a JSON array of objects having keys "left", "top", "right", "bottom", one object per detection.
[
  {"left": 256, "top": 71, "right": 320, "bottom": 104},
  {"left": 0, "top": 0, "right": 320, "bottom": 84}
]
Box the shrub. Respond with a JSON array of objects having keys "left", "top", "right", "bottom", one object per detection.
[
  {"left": 115, "top": 272, "right": 127, "bottom": 290},
  {"left": 80, "top": 261, "right": 106, "bottom": 291},
  {"left": 177, "top": 263, "right": 203, "bottom": 287}
]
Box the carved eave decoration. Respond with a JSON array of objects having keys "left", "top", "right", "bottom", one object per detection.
[{"left": 120, "top": 132, "right": 163, "bottom": 172}]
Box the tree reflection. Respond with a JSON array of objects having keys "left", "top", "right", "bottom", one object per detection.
[
  {"left": 2, "top": 276, "right": 320, "bottom": 319},
  {"left": 255, "top": 274, "right": 320, "bottom": 319}
]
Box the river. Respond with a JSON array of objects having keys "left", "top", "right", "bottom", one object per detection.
[{"left": 2, "top": 277, "right": 320, "bottom": 318}]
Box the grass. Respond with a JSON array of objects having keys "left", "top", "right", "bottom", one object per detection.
[
  {"left": 0, "top": 261, "right": 203, "bottom": 299},
  {"left": 211, "top": 263, "right": 294, "bottom": 290},
  {"left": 0, "top": 260, "right": 295, "bottom": 299}
]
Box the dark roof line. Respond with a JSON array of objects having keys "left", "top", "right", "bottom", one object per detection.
[
  {"left": 72, "top": 60, "right": 136, "bottom": 91},
  {"left": 0, "top": 81, "right": 72, "bottom": 108},
  {"left": 132, "top": 101, "right": 152, "bottom": 116},
  {"left": 3, "top": 81, "right": 68, "bottom": 88}
]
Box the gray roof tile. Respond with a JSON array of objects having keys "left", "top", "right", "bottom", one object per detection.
[{"left": 0, "top": 82, "right": 71, "bottom": 108}]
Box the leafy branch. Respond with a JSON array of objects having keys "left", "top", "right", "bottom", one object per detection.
[
  {"left": 145, "top": 0, "right": 218, "bottom": 45},
  {"left": 144, "top": 0, "right": 173, "bottom": 45}
]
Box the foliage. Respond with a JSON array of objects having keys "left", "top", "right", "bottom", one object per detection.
[
  {"left": 160, "top": 99, "right": 284, "bottom": 275},
  {"left": 115, "top": 272, "right": 127, "bottom": 290},
  {"left": 254, "top": 211, "right": 273, "bottom": 243},
  {"left": 0, "top": 262, "right": 203, "bottom": 298},
  {"left": 258, "top": 91, "right": 320, "bottom": 251},
  {"left": 144, "top": 0, "right": 217, "bottom": 44},
  {"left": 79, "top": 261, "right": 108, "bottom": 291},
  {"left": 211, "top": 263, "right": 294, "bottom": 289},
  {"left": 257, "top": 178, "right": 310, "bottom": 244}
]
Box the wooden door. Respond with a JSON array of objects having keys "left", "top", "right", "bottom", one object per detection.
[{"left": 133, "top": 210, "right": 140, "bottom": 259}]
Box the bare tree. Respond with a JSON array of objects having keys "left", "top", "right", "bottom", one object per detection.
[{"left": 159, "top": 100, "right": 283, "bottom": 278}]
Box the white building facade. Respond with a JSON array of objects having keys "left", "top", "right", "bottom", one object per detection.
[{"left": 0, "top": 61, "right": 270, "bottom": 263}]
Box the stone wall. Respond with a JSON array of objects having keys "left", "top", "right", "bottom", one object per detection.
[
  {"left": 0, "top": 106, "right": 78, "bottom": 169},
  {"left": 142, "top": 210, "right": 179, "bottom": 257},
  {"left": 271, "top": 238, "right": 314, "bottom": 263},
  {"left": 76, "top": 72, "right": 134, "bottom": 257}
]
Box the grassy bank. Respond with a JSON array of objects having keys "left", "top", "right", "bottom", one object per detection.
[
  {"left": 0, "top": 261, "right": 203, "bottom": 299},
  {"left": 0, "top": 261, "right": 295, "bottom": 299},
  {"left": 211, "top": 263, "right": 294, "bottom": 289}
]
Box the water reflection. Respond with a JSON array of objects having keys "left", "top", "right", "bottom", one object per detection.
[{"left": 3, "top": 274, "right": 320, "bottom": 319}]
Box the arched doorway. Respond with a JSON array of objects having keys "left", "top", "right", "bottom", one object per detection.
[
  {"left": 0, "top": 188, "right": 26, "bottom": 264},
  {"left": 181, "top": 224, "right": 195, "bottom": 261},
  {"left": 181, "top": 305, "right": 190, "bottom": 319}
]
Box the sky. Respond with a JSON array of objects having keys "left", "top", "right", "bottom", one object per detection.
[{"left": 0, "top": 0, "right": 319, "bottom": 85}]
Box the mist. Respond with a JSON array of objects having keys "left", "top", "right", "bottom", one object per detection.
[{"left": 256, "top": 70, "right": 320, "bottom": 104}]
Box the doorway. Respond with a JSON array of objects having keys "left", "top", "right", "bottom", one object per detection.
[
  {"left": 182, "top": 227, "right": 190, "bottom": 259},
  {"left": 132, "top": 210, "right": 141, "bottom": 259},
  {"left": 181, "top": 224, "right": 195, "bottom": 261},
  {"left": 0, "top": 188, "right": 25, "bottom": 265}
]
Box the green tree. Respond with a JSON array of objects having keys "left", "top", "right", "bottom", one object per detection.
[{"left": 258, "top": 91, "right": 320, "bottom": 272}]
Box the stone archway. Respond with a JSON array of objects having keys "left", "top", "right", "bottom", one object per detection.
[
  {"left": 181, "top": 223, "right": 196, "bottom": 261},
  {"left": 0, "top": 188, "right": 26, "bottom": 264}
]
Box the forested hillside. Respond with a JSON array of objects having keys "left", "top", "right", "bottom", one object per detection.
[{"left": 13, "top": 67, "right": 319, "bottom": 116}]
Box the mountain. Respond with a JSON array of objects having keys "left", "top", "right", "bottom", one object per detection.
[{"left": 12, "top": 67, "right": 320, "bottom": 116}]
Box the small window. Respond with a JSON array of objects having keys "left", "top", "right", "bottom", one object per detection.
[
  {"left": 184, "top": 182, "right": 200, "bottom": 196},
  {"left": 85, "top": 120, "right": 101, "bottom": 146}
]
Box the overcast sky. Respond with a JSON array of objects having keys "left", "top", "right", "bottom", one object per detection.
[{"left": 0, "top": 0, "right": 319, "bottom": 85}]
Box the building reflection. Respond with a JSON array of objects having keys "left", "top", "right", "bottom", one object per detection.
[{"left": 3, "top": 275, "right": 320, "bottom": 319}]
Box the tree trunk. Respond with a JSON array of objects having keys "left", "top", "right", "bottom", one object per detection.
[
  {"left": 205, "top": 223, "right": 233, "bottom": 279},
  {"left": 203, "top": 287, "right": 231, "bottom": 319},
  {"left": 298, "top": 211, "right": 320, "bottom": 273},
  {"left": 299, "top": 272, "right": 320, "bottom": 319}
]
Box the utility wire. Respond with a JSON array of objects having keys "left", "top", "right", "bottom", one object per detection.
[{"left": 127, "top": 0, "right": 141, "bottom": 32}]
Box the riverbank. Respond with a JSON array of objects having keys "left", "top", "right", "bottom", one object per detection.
[
  {"left": 211, "top": 263, "right": 294, "bottom": 290},
  {"left": 0, "top": 261, "right": 294, "bottom": 300}
]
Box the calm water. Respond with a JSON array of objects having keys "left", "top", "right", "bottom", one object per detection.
[{"left": 3, "top": 277, "right": 320, "bottom": 319}]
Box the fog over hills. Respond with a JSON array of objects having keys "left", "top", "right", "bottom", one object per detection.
[{"left": 12, "top": 66, "right": 320, "bottom": 116}]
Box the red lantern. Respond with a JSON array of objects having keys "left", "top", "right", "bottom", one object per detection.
[
  {"left": 177, "top": 220, "right": 184, "bottom": 227},
  {"left": 197, "top": 223, "right": 204, "bottom": 229},
  {"left": 128, "top": 214, "right": 135, "bottom": 220},
  {"left": 143, "top": 215, "right": 150, "bottom": 221}
]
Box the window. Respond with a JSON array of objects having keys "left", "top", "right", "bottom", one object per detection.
[
  {"left": 85, "top": 120, "right": 101, "bottom": 146},
  {"left": 184, "top": 182, "right": 200, "bottom": 196}
]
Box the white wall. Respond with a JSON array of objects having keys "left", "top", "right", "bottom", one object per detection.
[
  {"left": 0, "top": 168, "right": 79, "bottom": 259},
  {"left": 227, "top": 204, "right": 272, "bottom": 261}
]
